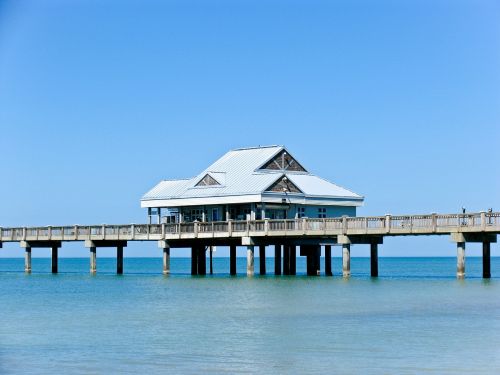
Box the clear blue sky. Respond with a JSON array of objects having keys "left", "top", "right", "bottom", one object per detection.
[{"left": 0, "top": 0, "right": 499, "bottom": 258}]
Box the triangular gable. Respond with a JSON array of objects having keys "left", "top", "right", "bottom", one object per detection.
[
  {"left": 265, "top": 175, "right": 303, "bottom": 193},
  {"left": 195, "top": 173, "right": 221, "bottom": 187},
  {"left": 259, "top": 149, "right": 307, "bottom": 172}
]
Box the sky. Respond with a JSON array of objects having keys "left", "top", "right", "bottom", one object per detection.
[{"left": 0, "top": 0, "right": 499, "bottom": 258}]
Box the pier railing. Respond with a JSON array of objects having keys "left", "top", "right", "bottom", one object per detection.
[{"left": 1, "top": 212, "right": 499, "bottom": 243}]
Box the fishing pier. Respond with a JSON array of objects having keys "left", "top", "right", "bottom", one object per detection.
[{"left": 1, "top": 211, "right": 498, "bottom": 278}]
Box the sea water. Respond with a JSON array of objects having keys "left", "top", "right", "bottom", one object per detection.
[{"left": 0, "top": 257, "right": 499, "bottom": 374}]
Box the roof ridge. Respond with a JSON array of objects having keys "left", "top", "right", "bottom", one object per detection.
[{"left": 231, "top": 145, "right": 283, "bottom": 151}]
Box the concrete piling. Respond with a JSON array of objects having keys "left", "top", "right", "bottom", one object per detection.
[
  {"left": 90, "top": 247, "right": 97, "bottom": 274},
  {"left": 230, "top": 245, "right": 237, "bottom": 275},
  {"left": 247, "top": 245, "right": 254, "bottom": 276},
  {"left": 342, "top": 243, "right": 351, "bottom": 278},
  {"left": 197, "top": 246, "right": 206, "bottom": 275},
  {"left": 456, "top": 242, "right": 465, "bottom": 279},
  {"left": 25, "top": 247, "right": 32, "bottom": 274},
  {"left": 191, "top": 247, "right": 198, "bottom": 275},
  {"left": 370, "top": 242, "right": 378, "bottom": 277},
  {"left": 483, "top": 241, "right": 491, "bottom": 279},
  {"left": 283, "top": 245, "right": 290, "bottom": 275},
  {"left": 117, "top": 246, "right": 124, "bottom": 275},
  {"left": 290, "top": 246, "right": 296, "bottom": 275},
  {"left": 51, "top": 246, "right": 58, "bottom": 274},
  {"left": 274, "top": 245, "right": 281, "bottom": 275},
  {"left": 259, "top": 245, "right": 266, "bottom": 275},
  {"left": 325, "top": 245, "right": 332, "bottom": 276},
  {"left": 163, "top": 247, "right": 170, "bottom": 275}
]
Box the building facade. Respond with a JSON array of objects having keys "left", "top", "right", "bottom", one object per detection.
[{"left": 141, "top": 146, "right": 363, "bottom": 223}]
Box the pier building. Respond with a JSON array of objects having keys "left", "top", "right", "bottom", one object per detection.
[{"left": 141, "top": 146, "right": 364, "bottom": 224}]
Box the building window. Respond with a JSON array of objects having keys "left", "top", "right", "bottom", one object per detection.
[
  {"left": 297, "top": 207, "right": 306, "bottom": 218},
  {"left": 318, "top": 208, "right": 326, "bottom": 218}
]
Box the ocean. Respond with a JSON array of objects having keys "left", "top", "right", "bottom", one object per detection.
[{"left": 0, "top": 257, "right": 499, "bottom": 374}]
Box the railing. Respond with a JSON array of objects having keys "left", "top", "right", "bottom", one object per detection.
[{"left": 1, "top": 212, "right": 499, "bottom": 242}]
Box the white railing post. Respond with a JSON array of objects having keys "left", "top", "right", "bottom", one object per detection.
[
  {"left": 74, "top": 225, "right": 78, "bottom": 240},
  {"left": 385, "top": 214, "right": 391, "bottom": 233},
  {"left": 431, "top": 213, "right": 437, "bottom": 232},
  {"left": 194, "top": 222, "right": 199, "bottom": 237},
  {"left": 264, "top": 219, "right": 269, "bottom": 235},
  {"left": 161, "top": 223, "right": 165, "bottom": 239},
  {"left": 342, "top": 216, "right": 347, "bottom": 235},
  {"left": 48, "top": 226, "right": 52, "bottom": 240},
  {"left": 102, "top": 224, "right": 106, "bottom": 240},
  {"left": 480, "top": 211, "right": 486, "bottom": 230},
  {"left": 228, "top": 220, "right": 233, "bottom": 236},
  {"left": 302, "top": 218, "right": 307, "bottom": 235},
  {"left": 23, "top": 227, "right": 27, "bottom": 240},
  {"left": 131, "top": 224, "right": 135, "bottom": 240},
  {"left": 246, "top": 221, "right": 250, "bottom": 236}
]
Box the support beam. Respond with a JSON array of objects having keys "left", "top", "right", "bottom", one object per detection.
[
  {"left": 370, "top": 242, "right": 378, "bottom": 277},
  {"left": 457, "top": 242, "right": 465, "bottom": 279},
  {"left": 163, "top": 247, "right": 170, "bottom": 275},
  {"left": 90, "top": 247, "right": 96, "bottom": 274},
  {"left": 247, "top": 245, "right": 254, "bottom": 276},
  {"left": 342, "top": 243, "right": 351, "bottom": 278},
  {"left": 325, "top": 245, "right": 332, "bottom": 276},
  {"left": 230, "top": 245, "right": 237, "bottom": 276},
  {"left": 51, "top": 246, "right": 58, "bottom": 274},
  {"left": 25, "top": 247, "right": 32, "bottom": 274},
  {"left": 191, "top": 247, "right": 198, "bottom": 275},
  {"left": 117, "top": 245, "right": 123, "bottom": 275},
  {"left": 283, "top": 245, "right": 290, "bottom": 275},
  {"left": 290, "top": 246, "right": 296, "bottom": 275},
  {"left": 483, "top": 242, "right": 491, "bottom": 279},
  {"left": 259, "top": 245, "right": 266, "bottom": 275},
  {"left": 274, "top": 245, "right": 281, "bottom": 275}
]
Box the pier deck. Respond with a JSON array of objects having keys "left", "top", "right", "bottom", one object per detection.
[{"left": 1, "top": 211, "right": 499, "bottom": 278}]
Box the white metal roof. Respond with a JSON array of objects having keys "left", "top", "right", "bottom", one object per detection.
[{"left": 141, "top": 145, "right": 364, "bottom": 207}]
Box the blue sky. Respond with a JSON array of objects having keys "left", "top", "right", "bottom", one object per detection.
[{"left": 0, "top": 0, "right": 499, "bottom": 258}]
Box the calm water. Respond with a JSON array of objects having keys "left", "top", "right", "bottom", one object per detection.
[{"left": 1, "top": 257, "right": 499, "bottom": 374}]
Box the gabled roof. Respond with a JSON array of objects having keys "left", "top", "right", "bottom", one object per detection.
[{"left": 141, "top": 145, "right": 364, "bottom": 206}]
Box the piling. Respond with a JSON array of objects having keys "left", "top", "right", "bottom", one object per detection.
[
  {"left": 51, "top": 246, "right": 58, "bottom": 274},
  {"left": 274, "top": 245, "right": 281, "bottom": 275},
  {"left": 230, "top": 245, "right": 237, "bottom": 275},
  {"left": 25, "top": 247, "right": 32, "bottom": 274},
  {"left": 117, "top": 245, "right": 123, "bottom": 275},
  {"left": 247, "top": 245, "right": 254, "bottom": 276},
  {"left": 370, "top": 242, "right": 378, "bottom": 277},
  {"left": 90, "top": 247, "right": 97, "bottom": 274},
  {"left": 456, "top": 242, "right": 465, "bottom": 279},
  {"left": 163, "top": 246, "right": 170, "bottom": 275},
  {"left": 325, "top": 245, "right": 332, "bottom": 276},
  {"left": 483, "top": 241, "right": 490, "bottom": 279},
  {"left": 259, "top": 245, "right": 266, "bottom": 275},
  {"left": 342, "top": 243, "right": 351, "bottom": 278}
]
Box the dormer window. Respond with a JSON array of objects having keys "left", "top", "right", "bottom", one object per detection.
[
  {"left": 266, "top": 175, "right": 302, "bottom": 193},
  {"left": 195, "top": 174, "right": 220, "bottom": 187},
  {"left": 260, "top": 150, "right": 307, "bottom": 172}
]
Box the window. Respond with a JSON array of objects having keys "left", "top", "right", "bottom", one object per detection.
[
  {"left": 297, "top": 207, "right": 306, "bottom": 218},
  {"left": 318, "top": 208, "right": 327, "bottom": 219},
  {"left": 195, "top": 174, "right": 220, "bottom": 187}
]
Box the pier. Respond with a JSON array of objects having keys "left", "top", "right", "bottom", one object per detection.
[{"left": 1, "top": 211, "right": 498, "bottom": 278}]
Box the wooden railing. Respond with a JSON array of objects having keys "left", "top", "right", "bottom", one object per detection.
[{"left": 1, "top": 212, "right": 499, "bottom": 242}]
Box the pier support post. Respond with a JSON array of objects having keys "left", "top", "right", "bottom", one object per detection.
[
  {"left": 304, "top": 245, "right": 320, "bottom": 276},
  {"left": 230, "top": 245, "right": 237, "bottom": 275},
  {"left": 259, "top": 245, "right": 266, "bottom": 275},
  {"left": 283, "top": 245, "right": 290, "bottom": 275},
  {"left": 209, "top": 246, "right": 213, "bottom": 275},
  {"left": 325, "top": 245, "right": 332, "bottom": 276},
  {"left": 163, "top": 246, "right": 170, "bottom": 275},
  {"left": 90, "top": 247, "right": 97, "bottom": 274},
  {"left": 456, "top": 242, "right": 465, "bottom": 279},
  {"left": 51, "top": 246, "right": 58, "bottom": 274},
  {"left": 197, "top": 246, "right": 206, "bottom": 276},
  {"left": 117, "top": 245, "right": 123, "bottom": 275},
  {"left": 274, "top": 245, "right": 281, "bottom": 275},
  {"left": 342, "top": 244, "right": 351, "bottom": 278},
  {"left": 25, "top": 247, "right": 32, "bottom": 274},
  {"left": 483, "top": 242, "right": 491, "bottom": 279},
  {"left": 191, "top": 247, "right": 198, "bottom": 275},
  {"left": 370, "top": 242, "right": 378, "bottom": 277},
  {"left": 290, "top": 246, "right": 296, "bottom": 275},
  {"left": 247, "top": 245, "right": 254, "bottom": 276}
]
